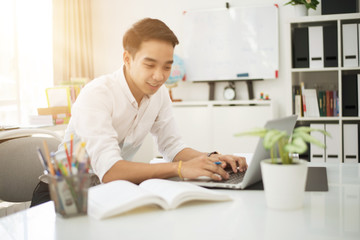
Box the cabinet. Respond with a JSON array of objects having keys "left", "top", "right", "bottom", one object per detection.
[
  {"left": 172, "top": 100, "right": 274, "bottom": 155},
  {"left": 290, "top": 13, "right": 360, "bottom": 163}
]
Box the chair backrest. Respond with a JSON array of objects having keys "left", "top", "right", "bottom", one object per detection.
[{"left": 0, "top": 129, "right": 62, "bottom": 202}]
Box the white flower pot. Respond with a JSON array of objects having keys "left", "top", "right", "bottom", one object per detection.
[
  {"left": 294, "top": 5, "right": 308, "bottom": 17},
  {"left": 260, "top": 159, "right": 308, "bottom": 210}
]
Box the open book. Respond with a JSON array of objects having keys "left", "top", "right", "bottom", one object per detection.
[{"left": 88, "top": 179, "right": 232, "bottom": 220}]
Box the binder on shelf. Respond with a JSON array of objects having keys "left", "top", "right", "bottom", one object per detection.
[
  {"left": 342, "top": 24, "right": 358, "bottom": 67},
  {"left": 343, "top": 124, "right": 359, "bottom": 163},
  {"left": 310, "top": 124, "right": 325, "bottom": 163},
  {"left": 359, "top": 24, "right": 360, "bottom": 67},
  {"left": 342, "top": 74, "right": 358, "bottom": 116},
  {"left": 325, "top": 124, "right": 340, "bottom": 163},
  {"left": 293, "top": 27, "right": 309, "bottom": 68},
  {"left": 323, "top": 25, "right": 338, "bottom": 67},
  {"left": 358, "top": 74, "right": 360, "bottom": 117},
  {"left": 309, "top": 26, "right": 324, "bottom": 68},
  {"left": 322, "top": 0, "right": 358, "bottom": 15}
]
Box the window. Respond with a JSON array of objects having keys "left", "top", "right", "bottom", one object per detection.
[{"left": 0, "top": 0, "right": 53, "bottom": 126}]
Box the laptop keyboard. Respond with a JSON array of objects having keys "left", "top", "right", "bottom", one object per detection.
[{"left": 219, "top": 169, "right": 246, "bottom": 184}]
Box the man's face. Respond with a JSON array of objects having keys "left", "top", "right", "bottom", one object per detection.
[{"left": 124, "top": 39, "right": 174, "bottom": 101}]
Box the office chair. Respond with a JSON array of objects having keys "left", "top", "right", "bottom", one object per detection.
[{"left": 0, "top": 129, "right": 62, "bottom": 203}]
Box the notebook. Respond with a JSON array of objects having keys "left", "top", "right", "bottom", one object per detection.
[{"left": 179, "top": 115, "right": 298, "bottom": 190}]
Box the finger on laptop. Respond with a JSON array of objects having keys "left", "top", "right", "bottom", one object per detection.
[
  {"left": 205, "top": 160, "right": 229, "bottom": 180},
  {"left": 236, "top": 156, "right": 248, "bottom": 172},
  {"left": 218, "top": 155, "right": 239, "bottom": 173}
]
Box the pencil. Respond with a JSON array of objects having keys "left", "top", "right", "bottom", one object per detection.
[
  {"left": 43, "top": 140, "right": 55, "bottom": 176},
  {"left": 70, "top": 134, "right": 73, "bottom": 163},
  {"left": 64, "top": 142, "right": 72, "bottom": 174}
]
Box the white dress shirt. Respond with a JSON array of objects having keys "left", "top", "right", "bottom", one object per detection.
[{"left": 61, "top": 67, "right": 187, "bottom": 182}]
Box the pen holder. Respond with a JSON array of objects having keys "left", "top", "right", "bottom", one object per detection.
[{"left": 48, "top": 173, "right": 92, "bottom": 218}]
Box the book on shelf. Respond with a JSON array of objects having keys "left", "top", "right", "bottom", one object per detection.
[
  {"left": 300, "top": 82, "right": 307, "bottom": 117},
  {"left": 333, "top": 91, "right": 339, "bottom": 116},
  {"left": 294, "top": 83, "right": 339, "bottom": 118},
  {"left": 318, "top": 91, "right": 325, "bottom": 116},
  {"left": 293, "top": 85, "right": 302, "bottom": 117},
  {"left": 302, "top": 89, "right": 320, "bottom": 117},
  {"left": 320, "top": 90, "right": 338, "bottom": 117},
  {"left": 327, "top": 91, "right": 332, "bottom": 117},
  {"left": 88, "top": 179, "right": 232, "bottom": 220}
]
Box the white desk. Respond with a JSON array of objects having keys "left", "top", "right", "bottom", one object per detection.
[{"left": 1, "top": 163, "right": 359, "bottom": 240}]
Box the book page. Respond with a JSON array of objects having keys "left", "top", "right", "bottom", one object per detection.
[
  {"left": 140, "top": 179, "right": 231, "bottom": 209},
  {"left": 88, "top": 180, "right": 168, "bottom": 220}
]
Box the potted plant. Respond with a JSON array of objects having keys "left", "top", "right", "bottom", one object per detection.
[
  {"left": 285, "top": 0, "right": 320, "bottom": 16},
  {"left": 235, "top": 126, "right": 329, "bottom": 210}
]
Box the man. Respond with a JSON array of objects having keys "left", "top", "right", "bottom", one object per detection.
[{"left": 31, "top": 18, "right": 247, "bottom": 206}]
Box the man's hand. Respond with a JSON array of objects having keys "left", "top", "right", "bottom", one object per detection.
[
  {"left": 180, "top": 155, "right": 229, "bottom": 181},
  {"left": 216, "top": 154, "right": 248, "bottom": 173}
]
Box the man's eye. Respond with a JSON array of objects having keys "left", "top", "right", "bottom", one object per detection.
[
  {"left": 164, "top": 66, "right": 172, "bottom": 71},
  {"left": 145, "top": 64, "right": 154, "bottom": 68}
]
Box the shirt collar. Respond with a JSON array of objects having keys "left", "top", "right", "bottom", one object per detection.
[{"left": 119, "top": 66, "right": 150, "bottom": 109}]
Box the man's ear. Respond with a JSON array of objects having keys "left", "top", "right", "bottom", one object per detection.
[{"left": 123, "top": 50, "right": 131, "bottom": 67}]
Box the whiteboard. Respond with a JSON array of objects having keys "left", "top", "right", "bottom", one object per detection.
[{"left": 182, "top": 5, "right": 279, "bottom": 81}]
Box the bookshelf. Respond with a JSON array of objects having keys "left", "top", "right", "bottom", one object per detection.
[{"left": 289, "top": 13, "right": 360, "bottom": 163}]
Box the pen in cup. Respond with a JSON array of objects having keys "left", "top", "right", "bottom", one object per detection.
[{"left": 36, "top": 147, "right": 49, "bottom": 174}]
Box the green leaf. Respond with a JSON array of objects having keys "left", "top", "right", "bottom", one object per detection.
[
  {"left": 294, "top": 127, "right": 331, "bottom": 137},
  {"left": 284, "top": 137, "right": 308, "bottom": 154},
  {"left": 263, "top": 130, "right": 287, "bottom": 149},
  {"left": 292, "top": 131, "right": 326, "bottom": 148}
]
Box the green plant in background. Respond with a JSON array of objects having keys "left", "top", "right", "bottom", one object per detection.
[
  {"left": 235, "top": 126, "right": 330, "bottom": 164},
  {"left": 285, "top": 0, "right": 320, "bottom": 10}
]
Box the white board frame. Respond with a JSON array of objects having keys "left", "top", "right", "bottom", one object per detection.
[{"left": 182, "top": 4, "right": 279, "bottom": 81}]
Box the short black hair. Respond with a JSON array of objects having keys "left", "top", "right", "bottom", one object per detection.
[{"left": 123, "top": 18, "right": 179, "bottom": 57}]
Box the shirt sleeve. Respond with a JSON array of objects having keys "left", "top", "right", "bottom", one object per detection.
[
  {"left": 150, "top": 87, "right": 187, "bottom": 162},
  {"left": 70, "top": 82, "right": 122, "bottom": 182}
]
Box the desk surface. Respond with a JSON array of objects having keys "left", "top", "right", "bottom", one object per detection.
[{"left": 1, "top": 163, "right": 359, "bottom": 240}]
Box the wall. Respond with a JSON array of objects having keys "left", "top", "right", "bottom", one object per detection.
[{"left": 90, "top": 0, "right": 295, "bottom": 117}]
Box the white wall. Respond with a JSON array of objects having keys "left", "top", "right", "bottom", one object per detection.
[{"left": 90, "top": 0, "right": 295, "bottom": 117}]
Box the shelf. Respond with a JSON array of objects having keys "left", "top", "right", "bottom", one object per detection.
[
  {"left": 172, "top": 100, "right": 272, "bottom": 107},
  {"left": 341, "top": 117, "right": 360, "bottom": 121},
  {"left": 291, "top": 67, "right": 338, "bottom": 72},
  {"left": 297, "top": 117, "right": 340, "bottom": 122},
  {"left": 290, "top": 13, "right": 360, "bottom": 163},
  {"left": 340, "top": 67, "right": 360, "bottom": 71},
  {"left": 289, "top": 13, "right": 360, "bottom": 24}
]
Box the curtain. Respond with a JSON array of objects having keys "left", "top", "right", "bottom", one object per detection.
[
  {"left": 0, "top": 0, "right": 53, "bottom": 125},
  {"left": 53, "top": 0, "right": 94, "bottom": 84}
]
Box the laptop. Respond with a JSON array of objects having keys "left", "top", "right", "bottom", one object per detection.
[{"left": 180, "top": 115, "right": 298, "bottom": 190}]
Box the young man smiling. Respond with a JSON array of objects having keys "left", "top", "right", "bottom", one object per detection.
[
  {"left": 68, "top": 17, "right": 248, "bottom": 183},
  {"left": 31, "top": 18, "right": 247, "bottom": 206}
]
